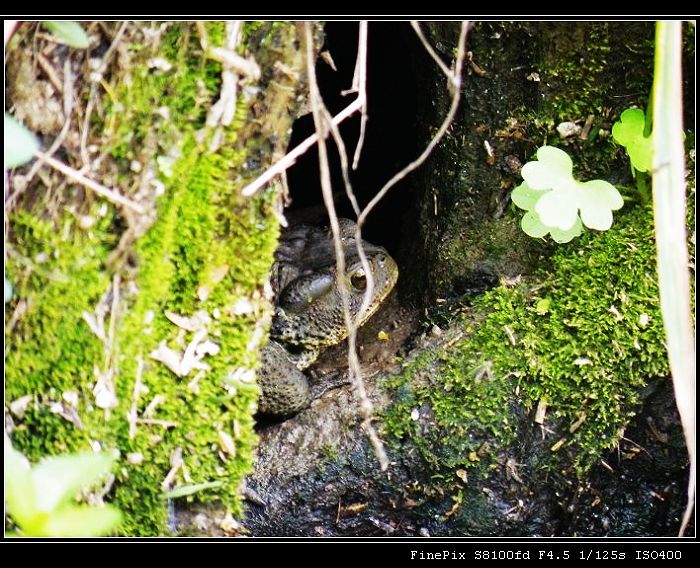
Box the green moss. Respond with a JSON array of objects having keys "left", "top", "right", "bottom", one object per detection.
[
  {"left": 517, "top": 22, "right": 656, "bottom": 186},
  {"left": 5, "top": 21, "right": 288, "bottom": 535},
  {"left": 435, "top": 214, "right": 547, "bottom": 294},
  {"left": 384, "top": 205, "right": 667, "bottom": 482},
  {"left": 6, "top": 210, "right": 114, "bottom": 456}
]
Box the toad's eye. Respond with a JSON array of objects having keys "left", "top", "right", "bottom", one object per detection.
[{"left": 350, "top": 269, "right": 367, "bottom": 291}]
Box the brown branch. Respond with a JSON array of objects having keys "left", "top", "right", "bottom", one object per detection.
[
  {"left": 304, "top": 22, "right": 390, "bottom": 471},
  {"left": 355, "top": 21, "right": 469, "bottom": 321},
  {"left": 240, "top": 97, "right": 363, "bottom": 197},
  {"left": 36, "top": 152, "right": 145, "bottom": 214}
]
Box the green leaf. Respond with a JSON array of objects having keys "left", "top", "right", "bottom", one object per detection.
[
  {"left": 32, "top": 453, "right": 114, "bottom": 513},
  {"left": 627, "top": 138, "right": 654, "bottom": 173},
  {"left": 578, "top": 180, "right": 624, "bottom": 230},
  {"left": 511, "top": 182, "right": 546, "bottom": 211},
  {"left": 37, "top": 505, "right": 121, "bottom": 537},
  {"left": 163, "top": 480, "right": 224, "bottom": 499},
  {"left": 535, "top": 298, "right": 551, "bottom": 315},
  {"left": 536, "top": 145, "right": 574, "bottom": 174},
  {"left": 535, "top": 188, "right": 579, "bottom": 231},
  {"left": 522, "top": 146, "right": 574, "bottom": 190},
  {"left": 42, "top": 21, "right": 90, "bottom": 49},
  {"left": 612, "top": 108, "right": 645, "bottom": 146},
  {"left": 611, "top": 108, "right": 653, "bottom": 172},
  {"left": 516, "top": 145, "right": 623, "bottom": 242},
  {"left": 4, "top": 436, "right": 38, "bottom": 528},
  {"left": 549, "top": 217, "right": 583, "bottom": 243},
  {"left": 5, "top": 113, "right": 39, "bottom": 168},
  {"left": 520, "top": 211, "right": 549, "bottom": 238},
  {"left": 652, "top": 21, "right": 695, "bottom": 536}
]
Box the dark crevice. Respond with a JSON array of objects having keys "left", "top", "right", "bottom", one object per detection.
[{"left": 285, "top": 22, "right": 426, "bottom": 299}]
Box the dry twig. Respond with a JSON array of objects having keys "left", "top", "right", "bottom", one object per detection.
[
  {"left": 35, "top": 151, "right": 145, "bottom": 214},
  {"left": 304, "top": 22, "right": 389, "bottom": 470},
  {"left": 240, "top": 97, "right": 363, "bottom": 197},
  {"left": 302, "top": 21, "right": 469, "bottom": 471},
  {"left": 355, "top": 21, "right": 469, "bottom": 320}
]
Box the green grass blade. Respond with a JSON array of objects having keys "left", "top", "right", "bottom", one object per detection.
[{"left": 652, "top": 20, "right": 695, "bottom": 536}]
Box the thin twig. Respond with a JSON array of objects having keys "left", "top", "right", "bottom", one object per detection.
[
  {"left": 240, "top": 97, "right": 363, "bottom": 197},
  {"left": 351, "top": 21, "right": 368, "bottom": 169},
  {"left": 80, "top": 21, "right": 129, "bottom": 165},
  {"left": 355, "top": 21, "right": 469, "bottom": 322},
  {"left": 23, "top": 56, "right": 74, "bottom": 186},
  {"left": 36, "top": 52, "right": 64, "bottom": 94},
  {"left": 139, "top": 418, "right": 178, "bottom": 428},
  {"left": 304, "top": 22, "right": 389, "bottom": 471},
  {"left": 321, "top": 101, "right": 361, "bottom": 217},
  {"left": 410, "top": 21, "right": 455, "bottom": 84},
  {"left": 35, "top": 151, "right": 145, "bottom": 214},
  {"left": 128, "top": 355, "right": 144, "bottom": 440}
]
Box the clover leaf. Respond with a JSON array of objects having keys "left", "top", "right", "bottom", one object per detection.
[
  {"left": 5, "top": 113, "right": 39, "bottom": 168},
  {"left": 42, "top": 21, "right": 90, "bottom": 49},
  {"left": 511, "top": 146, "right": 623, "bottom": 243},
  {"left": 611, "top": 108, "right": 653, "bottom": 172},
  {"left": 4, "top": 433, "right": 121, "bottom": 536}
]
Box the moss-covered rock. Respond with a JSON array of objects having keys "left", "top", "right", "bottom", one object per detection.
[
  {"left": 5, "top": 21, "right": 308, "bottom": 535},
  {"left": 237, "top": 21, "right": 690, "bottom": 537},
  {"left": 384, "top": 204, "right": 668, "bottom": 488}
]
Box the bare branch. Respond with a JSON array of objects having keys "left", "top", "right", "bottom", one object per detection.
[
  {"left": 410, "top": 21, "right": 455, "bottom": 83},
  {"left": 350, "top": 21, "right": 369, "bottom": 169},
  {"left": 36, "top": 151, "right": 145, "bottom": 214},
  {"left": 304, "top": 22, "right": 389, "bottom": 471},
  {"left": 17, "top": 56, "right": 75, "bottom": 191},
  {"left": 355, "top": 21, "right": 469, "bottom": 321},
  {"left": 240, "top": 97, "right": 363, "bottom": 197}
]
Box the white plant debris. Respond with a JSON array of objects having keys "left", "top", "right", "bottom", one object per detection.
[
  {"left": 9, "top": 394, "right": 33, "bottom": 418},
  {"left": 150, "top": 328, "right": 214, "bottom": 378},
  {"left": 218, "top": 430, "right": 236, "bottom": 457},
  {"left": 93, "top": 366, "right": 118, "bottom": 409},
  {"left": 49, "top": 400, "right": 85, "bottom": 429}
]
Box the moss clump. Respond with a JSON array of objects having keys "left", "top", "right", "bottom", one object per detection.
[
  {"left": 513, "top": 23, "right": 656, "bottom": 189},
  {"left": 6, "top": 210, "right": 114, "bottom": 457},
  {"left": 5, "top": 21, "right": 296, "bottom": 535},
  {"left": 384, "top": 204, "right": 667, "bottom": 483}
]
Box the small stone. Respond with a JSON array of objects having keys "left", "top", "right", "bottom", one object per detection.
[{"left": 556, "top": 121, "right": 582, "bottom": 139}]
